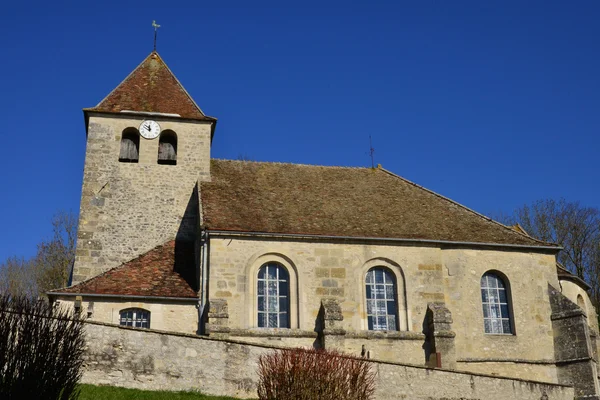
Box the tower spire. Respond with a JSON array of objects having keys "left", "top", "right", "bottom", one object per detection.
[{"left": 152, "top": 20, "right": 161, "bottom": 51}]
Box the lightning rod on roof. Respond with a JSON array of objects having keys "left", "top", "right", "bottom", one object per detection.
[
  {"left": 152, "top": 20, "right": 161, "bottom": 51},
  {"left": 369, "top": 134, "right": 375, "bottom": 169}
]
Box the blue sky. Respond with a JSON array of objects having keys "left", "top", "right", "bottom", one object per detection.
[{"left": 1, "top": 1, "right": 599, "bottom": 262}]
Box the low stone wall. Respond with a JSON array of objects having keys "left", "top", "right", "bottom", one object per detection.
[{"left": 82, "top": 321, "right": 574, "bottom": 400}]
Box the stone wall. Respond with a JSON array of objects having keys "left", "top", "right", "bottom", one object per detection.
[
  {"left": 54, "top": 295, "right": 199, "bottom": 334},
  {"left": 207, "top": 235, "right": 560, "bottom": 381},
  {"left": 72, "top": 113, "right": 212, "bottom": 284},
  {"left": 81, "top": 321, "right": 574, "bottom": 400}
]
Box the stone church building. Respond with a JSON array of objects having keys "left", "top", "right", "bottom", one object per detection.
[{"left": 49, "top": 51, "right": 600, "bottom": 398}]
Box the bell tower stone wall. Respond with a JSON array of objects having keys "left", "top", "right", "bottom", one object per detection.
[{"left": 72, "top": 112, "right": 212, "bottom": 284}]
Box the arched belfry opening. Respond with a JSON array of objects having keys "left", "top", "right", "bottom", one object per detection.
[
  {"left": 158, "top": 130, "right": 177, "bottom": 165},
  {"left": 119, "top": 128, "right": 140, "bottom": 163}
]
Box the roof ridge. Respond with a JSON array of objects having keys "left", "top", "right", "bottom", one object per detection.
[
  {"left": 377, "top": 167, "right": 560, "bottom": 248},
  {"left": 213, "top": 158, "right": 371, "bottom": 170}
]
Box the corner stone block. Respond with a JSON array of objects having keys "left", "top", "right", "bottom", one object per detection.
[
  {"left": 207, "top": 298, "right": 230, "bottom": 339},
  {"left": 425, "top": 302, "right": 456, "bottom": 370},
  {"left": 319, "top": 298, "right": 345, "bottom": 351}
]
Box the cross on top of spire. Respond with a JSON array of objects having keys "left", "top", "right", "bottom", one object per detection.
[{"left": 152, "top": 20, "right": 161, "bottom": 51}]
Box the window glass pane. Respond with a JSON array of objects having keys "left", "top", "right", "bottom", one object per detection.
[
  {"left": 366, "top": 300, "right": 374, "bottom": 315},
  {"left": 366, "top": 285, "right": 373, "bottom": 299},
  {"left": 487, "top": 275, "right": 498, "bottom": 288},
  {"left": 279, "top": 313, "right": 288, "bottom": 328},
  {"left": 483, "top": 304, "right": 490, "bottom": 318},
  {"left": 502, "top": 319, "right": 512, "bottom": 334},
  {"left": 258, "top": 267, "right": 266, "bottom": 279},
  {"left": 496, "top": 277, "right": 506, "bottom": 289},
  {"left": 481, "top": 289, "right": 489, "bottom": 303},
  {"left": 376, "top": 300, "right": 386, "bottom": 314},
  {"left": 268, "top": 297, "right": 278, "bottom": 312},
  {"left": 484, "top": 319, "right": 492, "bottom": 333},
  {"left": 258, "top": 281, "right": 265, "bottom": 295},
  {"left": 268, "top": 281, "right": 277, "bottom": 296},
  {"left": 375, "top": 286, "right": 386, "bottom": 299},
  {"left": 375, "top": 269, "right": 384, "bottom": 283},
  {"left": 498, "top": 289, "right": 507, "bottom": 303},
  {"left": 258, "top": 313, "right": 266, "bottom": 328},
  {"left": 279, "top": 297, "right": 288, "bottom": 313},
  {"left": 258, "top": 296, "right": 265, "bottom": 312},
  {"left": 489, "top": 304, "right": 500, "bottom": 318},
  {"left": 385, "top": 285, "right": 395, "bottom": 299},
  {"left": 267, "top": 266, "right": 277, "bottom": 280},
  {"left": 491, "top": 319, "right": 501, "bottom": 334},
  {"left": 377, "top": 316, "right": 387, "bottom": 330},
  {"left": 268, "top": 313, "right": 278, "bottom": 328},
  {"left": 481, "top": 275, "right": 488, "bottom": 287},
  {"left": 366, "top": 271, "right": 374, "bottom": 283},
  {"left": 278, "top": 267, "right": 289, "bottom": 281},
  {"left": 279, "top": 281, "right": 288, "bottom": 297},
  {"left": 488, "top": 290, "right": 499, "bottom": 303},
  {"left": 387, "top": 315, "right": 397, "bottom": 331},
  {"left": 368, "top": 316, "right": 374, "bottom": 330},
  {"left": 387, "top": 301, "right": 396, "bottom": 316}
]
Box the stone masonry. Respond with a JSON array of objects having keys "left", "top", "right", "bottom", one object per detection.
[
  {"left": 72, "top": 113, "right": 212, "bottom": 284},
  {"left": 82, "top": 321, "right": 574, "bottom": 400}
]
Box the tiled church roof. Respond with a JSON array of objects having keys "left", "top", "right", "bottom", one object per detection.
[
  {"left": 201, "top": 159, "right": 558, "bottom": 248},
  {"left": 85, "top": 51, "right": 215, "bottom": 121},
  {"left": 51, "top": 241, "right": 197, "bottom": 298}
]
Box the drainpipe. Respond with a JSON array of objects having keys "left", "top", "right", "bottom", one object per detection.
[{"left": 198, "top": 229, "right": 209, "bottom": 334}]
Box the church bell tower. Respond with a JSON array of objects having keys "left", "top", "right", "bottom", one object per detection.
[{"left": 72, "top": 51, "right": 216, "bottom": 284}]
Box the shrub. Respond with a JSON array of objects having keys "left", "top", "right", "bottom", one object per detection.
[
  {"left": 257, "top": 348, "right": 376, "bottom": 400},
  {"left": 0, "top": 294, "right": 86, "bottom": 399}
]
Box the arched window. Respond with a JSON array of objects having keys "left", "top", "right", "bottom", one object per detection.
[
  {"left": 257, "top": 262, "right": 289, "bottom": 328},
  {"left": 119, "top": 308, "right": 150, "bottom": 328},
  {"left": 119, "top": 128, "right": 140, "bottom": 163},
  {"left": 158, "top": 130, "right": 177, "bottom": 165},
  {"left": 481, "top": 272, "right": 512, "bottom": 334},
  {"left": 365, "top": 267, "right": 398, "bottom": 331}
]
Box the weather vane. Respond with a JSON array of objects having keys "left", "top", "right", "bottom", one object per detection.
[
  {"left": 369, "top": 134, "right": 375, "bottom": 169},
  {"left": 152, "top": 20, "right": 161, "bottom": 51}
]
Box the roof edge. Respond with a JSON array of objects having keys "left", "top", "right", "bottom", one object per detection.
[
  {"left": 83, "top": 108, "right": 217, "bottom": 123},
  {"left": 557, "top": 263, "right": 591, "bottom": 291},
  {"left": 47, "top": 292, "right": 198, "bottom": 301},
  {"left": 89, "top": 51, "right": 211, "bottom": 120},
  {"left": 205, "top": 229, "right": 562, "bottom": 252},
  {"left": 377, "top": 167, "right": 558, "bottom": 248}
]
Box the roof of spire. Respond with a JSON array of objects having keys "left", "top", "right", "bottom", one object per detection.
[{"left": 86, "top": 51, "right": 215, "bottom": 121}]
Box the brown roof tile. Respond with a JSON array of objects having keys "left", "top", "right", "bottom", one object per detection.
[
  {"left": 87, "top": 51, "right": 214, "bottom": 121},
  {"left": 51, "top": 241, "right": 197, "bottom": 298},
  {"left": 201, "top": 160, "right": 558, "bottom": 248}
]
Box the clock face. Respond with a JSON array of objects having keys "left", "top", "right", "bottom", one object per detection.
[{"left": 139, "top": 120, "right": 161, "bottom": 139}]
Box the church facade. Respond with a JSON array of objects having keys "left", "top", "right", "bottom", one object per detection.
[{"left": 49, "top": 51, "right": 600, "bottom": 399}]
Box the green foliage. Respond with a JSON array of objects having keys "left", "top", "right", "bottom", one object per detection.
[
  {"left": 78, "top": 385, "right": 244, "bottom": 400},
  {"left": 257, "top": 348, "right": 376, "bottom": 400}
]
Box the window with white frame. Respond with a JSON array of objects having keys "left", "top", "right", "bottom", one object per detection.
[
  {"left": 119, "top": 308, "right": 150, "bottom": 328},
  {"left": 365, "top": 267, "right": 398, "bottom": 331},
  {"left": 257, "top": 262, "right": 289, "bottom": 328},
  {"left": 480, "top": 272, "right": 512, "bottom": 334}
]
